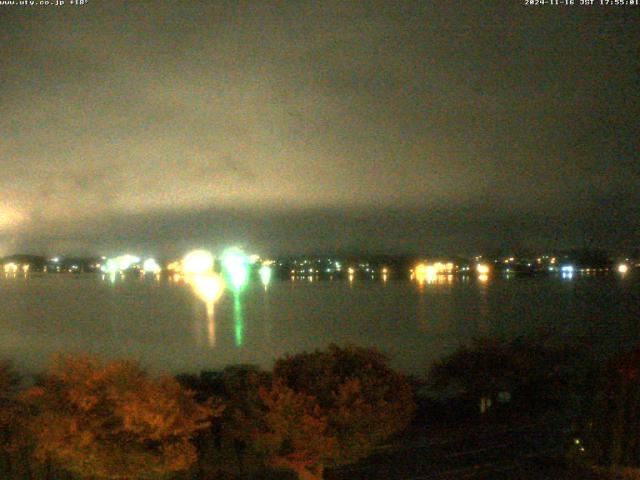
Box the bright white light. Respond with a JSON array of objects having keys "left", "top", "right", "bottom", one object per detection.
[
  {"left": 4, "top": 263, "right": 18, "bottom": 273},
  {"left": 189, "top": 273, "right": 224, "bottom": 305},
  {"left": 183, "top": 250, "right": 214, "bottom": 274},
  {"left": 561, "top": 266, "right": 574, "bottom": 273},
  {"left": 618, "top": 264, "right": 629, "bottom": 274},
  {"left": 477, "top": 264, "right": 490, "bottom": 275},
  {"left": 143, "top": 258, "right": 161, "bottom": 274},
  {"left": 259, "top": 265, "right": 272, "bottom": 286},
  {"left": 115, "top": 254, "right": 140, "bottom": 271},
  {"left": 101, "top": 259, "right": 118, "bottom": 273},
  {"left": 222, "top": 248, "right": 249, "bottom": 290}
]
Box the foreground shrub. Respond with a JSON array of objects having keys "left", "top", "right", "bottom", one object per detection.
[{"left": 24, "top": 354, "right": 222, "bottom": 480}]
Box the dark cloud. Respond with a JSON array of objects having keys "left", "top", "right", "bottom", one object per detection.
[{"left": 0, "top": 1, "right": 638, "bottom": 255}]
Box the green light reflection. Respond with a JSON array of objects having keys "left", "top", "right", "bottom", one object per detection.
[{"left": 233, "top": 290, "right": 244, "bottom": 347}]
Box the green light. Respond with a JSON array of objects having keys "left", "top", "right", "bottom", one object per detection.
[
  {"left": 102, "top": 258, "right": 119, "bottom": 274},
  {"left": 233, "top": 291, "right": 244, "bottom": 347},
  {"left": 222, "top": 248, "right": 249, "bottom": 291},
  {"left": 259, "top": 265, "right": 272, "bottom": 287}
]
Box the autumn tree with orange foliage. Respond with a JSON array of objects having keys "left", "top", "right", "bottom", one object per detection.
[
  {"left": 24, "top": 354, "right": 222, "bottom": 480},
  {"left": 252, "top": 345, "right": 415, "bottom": 480}
]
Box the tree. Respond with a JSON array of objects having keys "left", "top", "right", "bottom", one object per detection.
[
  {"left": 0, "top": 361, "right": 28, "bottom": 476},
  {"left": 583, "top": 348, "right": 640, "bottom": 470},
  {"left": 429, "top": 336, "right": 579, "bottom": 414},
  {"left": 252, "top": 345, "right": 415, "bottom": 480},
  {"left": 25, "top": 354, "right": 222, "bottom": 480}
]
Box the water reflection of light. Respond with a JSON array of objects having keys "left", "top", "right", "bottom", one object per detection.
[
  {"left": 562, "top": 272, "right": 574, "bottom": 280},
  {"left": 259, "top": 265, "right": 272, "bottom": 288},
  {"left": 189, "top": 274, "right": 224, "bottom": 304},
  {"left": 233, "top": 291, "right": 244, "bottom": 347},
  {"left": 187, "top": 273, "right": 224, "bottom": 347},
  {"left": 414, "top": 264, "right": 431, "bottom": 285},
  {"left": 478, "top": 274, "right": 489, "bottom": 283},
  {"left": 417, "top": 290, "right": 427, "bottom": 331},
  {"left": 206, "top": 305, "right": 215, "bottom": 346}
]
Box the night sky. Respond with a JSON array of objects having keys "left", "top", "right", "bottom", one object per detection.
[{"left": 1, "top": 1, "right": 638, "bottom": 257}]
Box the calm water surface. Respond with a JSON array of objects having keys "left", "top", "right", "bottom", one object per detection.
[{"left": 1, "top": 273, "right": 639, "bottom": 376}]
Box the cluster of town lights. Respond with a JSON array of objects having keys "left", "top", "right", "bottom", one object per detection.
[
  {"left": 3, "top": 262, "right": 29, "bottom": 274},
  {"left": 3, "top": 252, "right": 634, "bottom": 284}
]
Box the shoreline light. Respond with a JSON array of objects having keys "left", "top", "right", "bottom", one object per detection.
[
  {"left": 476, "top": 264, "right": 490, "bottom": 275},
  {"left": 259, "top": 265, "right": 272, "bottom": 287},
  {"left": 142, "top": 258, "right": 161, "bottom": 274},
  {"left": 183, "top": 250, "right": 214, "bottom": 275},
  {"left": 618, "top": 264, "right": 629, "bottom": 274},
  {"left": 221, "top": 248, "right": 249, "bottom": 290},
  {"left": 4, "top": 262, "right": 18, "bottom": 274}
]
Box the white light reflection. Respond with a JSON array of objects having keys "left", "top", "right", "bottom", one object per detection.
[
  {"left": 259, "top": 265, "right": 272, "bottom": 289},
  {"left": 187, "top": 273, "right": 224, "bottom": 346}
]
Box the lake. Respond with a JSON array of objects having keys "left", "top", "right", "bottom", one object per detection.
[{"left": 1, "top": 272, "right": 639, "bottom": 376}]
